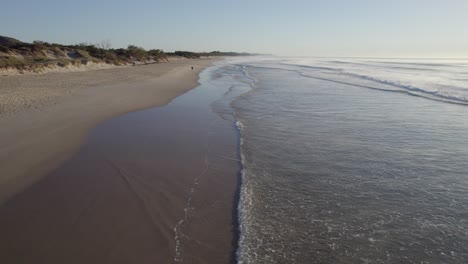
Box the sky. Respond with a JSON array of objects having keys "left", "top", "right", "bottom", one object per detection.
[{"left": 1, "top": 0, "right": 467, "bottom": 58}]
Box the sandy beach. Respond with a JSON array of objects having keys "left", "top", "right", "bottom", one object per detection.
[
  {"left": 0, "top": 58, "right": 218, "bottom": 204},
  {"left": 0, "top": 57, "right": 241, "bottom": 264}
]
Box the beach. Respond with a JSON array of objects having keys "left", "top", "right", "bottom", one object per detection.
[
  {"left": 0, "top": 59, "right": 242, "bottom": 263},
  {"left": 0, "top": 58, "right": 218, "bottom": 204}
]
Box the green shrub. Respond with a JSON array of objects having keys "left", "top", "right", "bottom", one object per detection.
[
  {"left": 51, "top": 46, "right": 66, "bottom": 57},
  {"left": 32, "top": 56, "right": 52, "bottom": 63},
  {"left": 75, "top": 49, "right": 90, "bottom": 58},
  {"left": 0, "top": 45, "right": 8, "bottom": 53},
  {"left": 0, "top": 56, "right": 26, "bottom": 68},
  {"left": 57, "top": 58, "right": 71, "bottom": 67},
  {"left": 173, "top": 51, "right": 201, "bottom": 59},
  {"left": 127, "top": 45, "right": 147, "bottom": 60}
]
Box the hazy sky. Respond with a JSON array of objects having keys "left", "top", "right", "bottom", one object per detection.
[{"left": 1, "top": 0, "right": 467, "bottom": 58}]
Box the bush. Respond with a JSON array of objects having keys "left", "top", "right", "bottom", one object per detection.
[
  {"left": 75, "top": 49, "right": 90, "bottom": 58},
  {"left": 32, "top": 56, "right": 52, "bottom": 63},
  {"left": 0, "top": 37, "right": 173, "bottom": 70},
  {"left": 0, "top": 45, "right": 8, "bottom": 53},
  {"left": 103, "top": 51, "right": 122, "bottom": 64},
  {"left": 173, "top": 51, "right": 200, "bottom": 59},
  {"left": 148, "top": 49, "right": 167, "bottom": 61},
  {"left": 51, "top": 46, "right": 66, "bottom": 57},
  {"left": 30, "top": 41, "right": 51, "bottom": 53},
  {"left": 0, "top": 56, "right": 26, "bottom": 68},
  {"left": 127, "top": 45, "right": 147, "bottom": 60},
  {"left": 57, "top": 58, "right": 71, "bottom": 67}
]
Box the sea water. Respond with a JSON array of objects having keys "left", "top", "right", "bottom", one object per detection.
[{"left": 206, "top": 57, "right": 468, "bottom": 263}]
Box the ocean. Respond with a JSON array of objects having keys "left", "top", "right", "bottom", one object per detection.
[{"left": 204, "top": 57, "right": 468, "bottom": 263}]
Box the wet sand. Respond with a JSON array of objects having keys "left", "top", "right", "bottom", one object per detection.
[{"left": 0, "top": 64, "right": 240, "bottom": 263}]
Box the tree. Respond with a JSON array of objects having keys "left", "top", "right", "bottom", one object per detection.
[{"left": 95, "top": 39, "right": 111, "bottom": 50}]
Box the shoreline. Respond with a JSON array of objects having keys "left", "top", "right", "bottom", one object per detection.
[
  {"left": 231, "top": 124, "right": 243, "bottom": 264},
  {"left": 0, "top": 61, "right": 242, "bottom": 263},
  {"left": 0, "top": 57, "right": 220, "bottom": 204}
]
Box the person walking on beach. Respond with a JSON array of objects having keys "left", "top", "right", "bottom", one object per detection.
[{"left": 191, "top": 66, "right": 194, "bottom": 70}]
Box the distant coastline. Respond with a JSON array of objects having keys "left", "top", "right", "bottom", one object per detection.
[{"left": 0, "top": 35, "right": 258, "bottom": 75}]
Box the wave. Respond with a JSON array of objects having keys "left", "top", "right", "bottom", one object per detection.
[
  {"left": 328, "top": 60, "right": 438, "bottom": 71},
  {"left": 234, "top": 118, "right": 253, "bottom": 264},
  {"left": 364, "top": 60, "right": 459, "bottom": 68},
  {"left": 280, "top": 63, "right": 337, "bottom": 71},
  {"left": 242, "top": 62, "right": 468, "bottom": 106},
  {"left": 299, "top": 72, "right": 468, "bottom": 106},
  {"left": 232, "top": 66, "right": 256, "bottom": 264},
  {"left": 338, "top": 71, "right": 468, "bottom": 104}
]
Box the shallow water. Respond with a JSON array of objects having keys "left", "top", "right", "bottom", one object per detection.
[{"left": 228, "top": 59, "right": 468, "bottom": 263}]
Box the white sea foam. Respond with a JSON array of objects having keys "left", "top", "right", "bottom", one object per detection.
[
  {"left": 231, "top": 67, "right": 256, "bottom": 264},
  {"left": 289, "top": 58, "right": 468, "bottom": 104},
  {"left": 235, "top": 119, "right": 249, "bottom": 263},
  {"left": 239, "top": 57, "right": 468, "bottom": 105}
]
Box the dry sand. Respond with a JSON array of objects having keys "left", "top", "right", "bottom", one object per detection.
[{"left": 0, "top": 58, "right": 219, "bottom": 204}]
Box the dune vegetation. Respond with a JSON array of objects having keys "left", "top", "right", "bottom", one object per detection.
[
  {"left": 0, "top": 36, "right": 167, "bottom": 71},
  {"left": 0, "top": 35, "right": 256, "bottom": 73}
]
